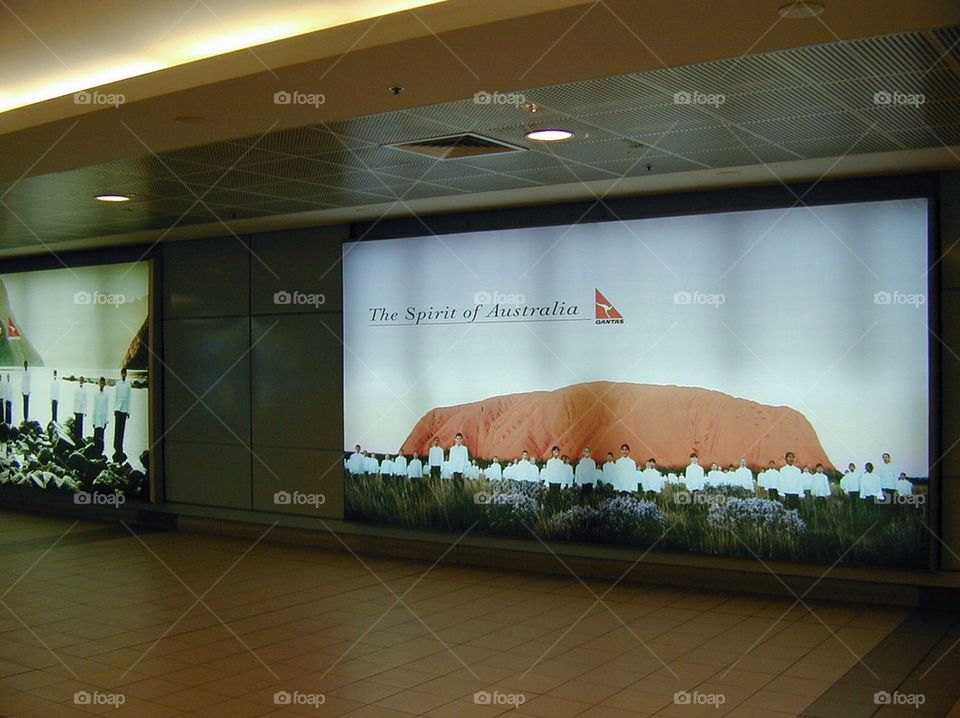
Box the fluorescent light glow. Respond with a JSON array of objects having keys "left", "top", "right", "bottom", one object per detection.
[
  {"left": 0, "top": 0, "right": 448, "bottom": 114},
  {"left": 526, "top": 129, "right": 574, "bottom": 142},
  {"left": 94, "top": 194, "right": 131, "bottom": 202}
]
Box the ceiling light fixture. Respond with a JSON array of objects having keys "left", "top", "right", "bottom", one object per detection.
[
  {"left": 94, "top": 194, "right": 131, "bottom": 202},
  {"left": 526, "top": 129, "right": 573, "bottom": 142},
  {"left": 778, "top": 2, "right": 825, "bottom": 18}
]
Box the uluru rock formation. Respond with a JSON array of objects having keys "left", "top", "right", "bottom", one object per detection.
[{"left": 400, "top": 382, "right": 834, "bottom": 471}]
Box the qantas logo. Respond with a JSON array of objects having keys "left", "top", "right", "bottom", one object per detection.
[
  {"left": 595, "top": 289, "right": 624, "bottom": 324},
  {"left": 7, "top": 317, "right": 21, "bottom": 340}
]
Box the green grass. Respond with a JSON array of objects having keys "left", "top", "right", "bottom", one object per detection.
[{"left": 344, "top": 474, "right": 929, "bottom": 568}]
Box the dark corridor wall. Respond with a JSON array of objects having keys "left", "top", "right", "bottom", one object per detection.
[{"left": 160, "top": 226, "right": 346, "bottom": 518}]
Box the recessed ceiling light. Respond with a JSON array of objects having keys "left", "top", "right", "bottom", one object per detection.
[
  {"left": 778, "top": 2, "right": 824, "bottom": 18},
  {"left": 94, "top": 194, "right": 131, "bottom": 202},
  {"left": 526, "top": 129, "right": 574, "bottom": 142}
]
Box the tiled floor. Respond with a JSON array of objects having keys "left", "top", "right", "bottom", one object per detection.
[{"left": 0, "top": 509, "right": 958, "bottom": 717}]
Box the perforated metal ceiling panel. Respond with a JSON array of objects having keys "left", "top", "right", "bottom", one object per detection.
[{"left": 1, "top": 27, "right": 958, "bottom": 251}]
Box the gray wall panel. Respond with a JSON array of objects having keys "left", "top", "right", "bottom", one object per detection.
[
  {"left": 163, "top": 317, "right": 251, "bottom": 445},
  {"left": 163, "top": 236, "right": 250, "bottom": 318},
  {"left": 251, "top": 315, "right": 343, "bottom": 450},
  {"left": 251, "top": 446, "right": 344, "bottom": 518},
  {"left": 165, "top": 440, "right": 251, "bottom": 509},
  {"left": 250, "top": 226, "right": 345, "bottom": 315}
]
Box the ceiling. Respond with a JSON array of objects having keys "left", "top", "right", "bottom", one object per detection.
[{"left": 1, "top": 0, "right": 959, "bottom": 257}]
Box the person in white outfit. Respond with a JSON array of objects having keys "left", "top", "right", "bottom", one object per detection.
[
  {"left": 859, "top": 462, "right": 881, "bottom": 499},
  {"left": 20, "top": 361, "right": 31, "bottom": 422},
  {"left": 347, "top": 445, "right": 364, "bottom": 475},
  {"left": 811, "top": 464, "right": 831, "bottom": 498},
  {"left": 684, "top": 454, "right": 705, "bottom": 491},
  {"left": 428, "top": 438, "right": 444, "bottom": 480},
  {"left": 840, "top": 463, "right": 860, "bottom": 495},
  {"left": 50, "top": 370, "right": 60, "bottom": 423},
  {"left": 734, "top": 458, "right": 754, "bottom": 491},
  {"left": 484, "top": 456, "right": 502, "bottom": 481},
  {"left": 407, "top": 453, "right": 423, "bottom": 479},
  {"left": 73, "top": 377, "right": 89, "bottom": 443},
  {"left": 601, "top": 452, "right": 617, "bottom": 488},
  {"left": 448, "top": 433, "right": 470, "bottom": 484},
  {"left": 614, "top": 444, "right": 638, "bottom": 493},
  {"left": 392, "top": 452, "right": 408, "bottom": 478},
  {"left": 516, "top": 451, "right": 539, "bottom": 483},
  {"left": 895, "top": 472, "right": 914, "bottom": 497},
  {"left": 575, "top": 448, "right": 597, "bottom": 493},
  {"left": 779, "top": 452, "right": 802, "bottom": 499},
  {"left": 561, "top": 455, "right": 574, "bottom": 488},
  {"left": 758, "top": 460, "right": 777, "bottom": 492},
  {"left": 113, "top": 368, "right": 132, "bottom": 456},
  {"left": 641, "top": 458, "right": 664, "bottom": 494},
  {"left": 877, "top": 453, "right": 899, "bottom": 493},
  {"left": 92, "top": 377, "right": 109, "bottom": 456},
  {"left": 543, "top": 446, "right": 565, "bottom": 486}
]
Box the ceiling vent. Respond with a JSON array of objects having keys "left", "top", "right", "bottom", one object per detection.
[{"left": 389, "top": 133, "right": 526, "bottom": 159}]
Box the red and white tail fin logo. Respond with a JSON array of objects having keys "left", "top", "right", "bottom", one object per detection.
[
  {"left": 595, "top": 289, "right": 623, "bottom": 319},
  {"left": 7, "top": 317, "right": 21, "bottom": 340}
]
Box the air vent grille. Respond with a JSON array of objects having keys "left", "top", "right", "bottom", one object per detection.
[{"left": 390, "top": 133, "right": 526, "bottom": 159}]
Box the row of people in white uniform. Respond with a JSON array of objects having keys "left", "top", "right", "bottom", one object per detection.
[{"left": 346, "top": 441, "right": 913, "bottom": 498}]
